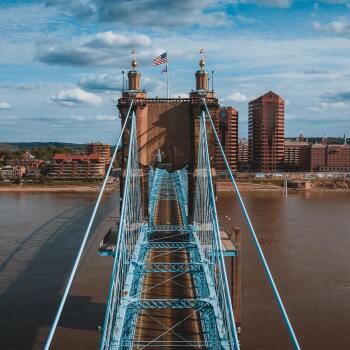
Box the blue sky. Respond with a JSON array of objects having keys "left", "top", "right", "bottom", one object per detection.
[{"left": 0, "top": 0, "right": 350, "bottom": 143}]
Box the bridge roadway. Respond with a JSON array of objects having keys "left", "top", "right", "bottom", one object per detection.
[{"left": 132, "top": 194, "right": 205, "bottom": 349}]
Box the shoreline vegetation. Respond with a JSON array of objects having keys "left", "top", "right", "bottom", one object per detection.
[{"left": 0, "top": 179, "right": 349, "bottom": 192}]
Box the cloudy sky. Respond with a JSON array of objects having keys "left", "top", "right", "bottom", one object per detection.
[{"left": 0, "top": 0, "right": 350, "bottom": 143}]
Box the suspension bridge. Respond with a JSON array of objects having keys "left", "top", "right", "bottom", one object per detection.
[{"left": 43, "top": 55, "right": 301, "bottom": 350}]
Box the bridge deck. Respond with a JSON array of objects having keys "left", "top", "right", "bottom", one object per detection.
[{"left": 133, "top": 198, "right": 205, "bottom": 349}]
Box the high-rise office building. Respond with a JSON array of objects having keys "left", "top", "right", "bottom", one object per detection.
[
  {"left": 238, "top": 138, "right": 249, "bottom": 170},
  {"left": 248, "top": 91, "right": 284, "bottom": 172},
  {"left": 214, "top": 107, "right": 238, "bottom": 172}
]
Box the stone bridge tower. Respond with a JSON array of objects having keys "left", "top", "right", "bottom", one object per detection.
[{"left": 118, "top": 51, "right": 220, "bottom": 218}]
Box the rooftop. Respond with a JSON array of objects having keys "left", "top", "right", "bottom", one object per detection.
[{"left": 53, "top": 154, "right": 101, "bottom": 161}]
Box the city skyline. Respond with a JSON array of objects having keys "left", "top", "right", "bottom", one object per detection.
[{"left": 1, "top": 0, "right": 350, "bottom": 143}]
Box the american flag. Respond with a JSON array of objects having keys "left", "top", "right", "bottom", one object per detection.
[{"left": 153, "top": 52, "right": 167, "bottom": 66}]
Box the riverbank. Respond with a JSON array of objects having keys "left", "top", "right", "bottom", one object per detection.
[
  {"left": 0, "top": 182, "right": 118, "bottom": 193},
  {"left": 1, "top": 179, "right": 349, "bottom": 193},
  {"left": 217, "top": 180, "right": 350, "bottom": 192},
  {"left": 223, "top": 182, "right": 284, "bottom": 191}
]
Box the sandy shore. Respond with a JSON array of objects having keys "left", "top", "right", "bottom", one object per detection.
[
  {"left": 217, "top": 182, "right": 283, "bottom": 192},
  {"left": 237, "top": 183, "right": 282, "bottom": 191},
  {"left": 1, "top": 182, "right": 348, "bottom": 193},
  {"left": 218, "top": 181, "right": 350, "bottom": 192},
  {"left": 0, "top": 183, "right": 118, "bottom": 193}
]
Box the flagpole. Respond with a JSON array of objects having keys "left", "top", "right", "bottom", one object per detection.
[{"left": 166, "top": 51, "right": 169, "bottom": 99}]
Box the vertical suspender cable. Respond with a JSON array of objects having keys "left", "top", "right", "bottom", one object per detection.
[
  {"left": 202, "top": 99, "right": 301, "bottom": 350},
  {"left": 100, "top": 111, "right": 137, "bottom": 349},
  {"left": 44, "top": 101, "right": 134, "bottom": 350}
]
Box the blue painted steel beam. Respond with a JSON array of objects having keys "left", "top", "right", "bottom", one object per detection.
[
  {"left": 140, "top": 242, "right": 197, "bottom": 249},
  {"left": 145, "top": 224, "right": 191, "bottom": 232},
  {"left": 124, "top": 298, "right": 211, "bottom": 309},
  {"left": 121, "top": 168, "right": 233, "bottom": 348},
  {"left": 100, "top": 111, "right": 144, "bottom": 350},
  {"left": 192, "top": 112, "right": 240, "bottom": 349},
  {"left": 133, "top": 262, "right": 205, "bottom": 273}
]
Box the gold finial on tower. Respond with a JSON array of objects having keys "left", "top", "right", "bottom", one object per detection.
[
  {"left": 199, "top": 48, "right": 205, "bottom": 70},
  {"left": 131, "top": 49, "right": 137, "bottom": 70}
]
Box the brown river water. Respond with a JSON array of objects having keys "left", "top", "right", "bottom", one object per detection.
[{"left": 0, "top": 190, "right": 349, "bottom": 349}]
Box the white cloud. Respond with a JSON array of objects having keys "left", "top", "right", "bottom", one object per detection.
[
  {"left": 235, "top": 15, "right": 257, "bottom": 23},
  {"left": 78, "top": 73, "right": 161, "bottom": 93},
  {"left": 330, "top": 21, "right": 348, "bottom": 33},
  {"left": 237, "top": 0, "right": 292, "bottom": 7},
  {"left": 49, "top": 88, "right": 102, "bottom": 107},
  {"left": 96, "top": 115, "right": 117, "bottom": 121},
  {"left": 237, "top": 0, "right": 350, "bottom": 7},
  {"left": 224, "top": 92, "right": 248, "bottom": 102},
  {"left": 0, "top": 102, "right": 11, "bottom": 109},
  {"left": 36, "top": 31, "right": 154, "bottom": 67},
  {"left": 143, "top": 77, "right": 164, "bottom": 91},
  {"left": 323, "top": 89, "right": 350, "bottom": 102},
  {"left": 15, "top": 83, "right": 47, "bottom": 90},
  {"left": 45, "top": 0, "right": 95, "bottom": 19},
  {"left": 85, "top": 31, "right": 151, "bottom": 48},
  {"left": 307, "top": 101, "right": 348, "bottom": 112},
  {"left": 78, "top": 74, "right": 122, "bottom": 92},
  {"left": 313, "top": 19, "right": 350, "bottom": 36},
  {"left": 3, "top": 0, "right": 350, "bottom": 141},
  {"left": 45, "top": 0, "right": 231, "bottom": 28}
]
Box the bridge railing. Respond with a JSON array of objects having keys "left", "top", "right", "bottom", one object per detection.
[
  {"left": 193, "top": 111, "right": 240, "bottom": 349},
  {"left": 100, "top": 111, "right": 144, "bottom": 350}
]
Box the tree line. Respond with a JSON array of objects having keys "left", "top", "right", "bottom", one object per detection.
[{"left": 0, "top": 145, "right": 75, "bottom": 163}]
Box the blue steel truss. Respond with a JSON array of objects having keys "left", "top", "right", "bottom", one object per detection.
[
  {"left": 97, "top": 104, "right": 299, "bottom": 350},
  {"left": 44, "top": 97, "right": 300, "bottom": 350},
  {"left": 100, "top": 109, "right": 240, "bottom": 350},
  {"left": 100, "top": 111, "right": 144, "bottom": 350},
  {"left": 191, "top": 111, "right": 240, "bottom": 349},
  {"left": 148, "top": 168, "right": 188, "bottom": 224},
  {"left": 145, "top": 224, "right": 191, "bottom": 232}
]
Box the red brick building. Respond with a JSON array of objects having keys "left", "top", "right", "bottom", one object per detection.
[
  {"left": 310, "top": 143, "right": 350, "bottom": 171},
  {"left": 249, "top": 91, "right": 285, "bottom": 172},
  {"left": 284, "top": 136, "right": 310, "bottom": 171},
  {"left": 51, "top": 154, "right": 105, "bottom": 178},
  {"left": 85, "top": 142, "right": 111, "bottom": 166},
  {"left": 214, "top": 107, "right": 238, "bottom": 172}
]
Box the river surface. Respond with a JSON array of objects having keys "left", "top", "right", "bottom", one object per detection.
[{"left": 0, "top": 191, "right": 349, "bottom": 349}]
